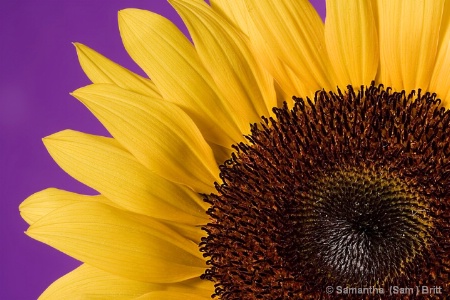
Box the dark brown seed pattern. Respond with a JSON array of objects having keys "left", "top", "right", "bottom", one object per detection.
[{"left": 200, "top": 84, "right": 450, "bottom": 299}]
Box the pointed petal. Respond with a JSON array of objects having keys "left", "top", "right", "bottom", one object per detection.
[
  {"left": 40, "top": 264, "right": 155, "bottom": 299},
  {"left": 134, "top": 278, "right": 213, "bottom": 300},
  {"left": 72, "top": 83, "right": 219, "bottom": 193},
  {"left": 248, "top": 23, "right": 307, "bottom": 103},
  {"left": 245, "top": 0, "right": 334, "bottom": 94},
  {"left": 170, "top": 0, "right": 276, "bottom": 126},
  {"left": 163, "top": 221, "right": 205, "bottom": 244},
  {"left": 20, "top": 188, "right": 116, "bottom": 226},
  {"left": 40, "top": 265, "right": 214, "bottom": 299},
  {"left": 211, "top": 0, "right": 301, "bottom": 104},
  {"left": 211, "top": 1, "right": 307, "bottom": 101},
  {"left": 325, "top": 0, "right": 378, "bottom": 87},
  {"left": 27, "top": 202, "right": 206, "bottom": 283},
  {"left": 134, "top": 292, "right": 211, "bottom": 300},
  {"left": 430, "top": 1, "right": 450, "bottom": 106},
  {"left": 43, "top": 130, "right": 209, "bottom": 224},
  {"left": 74, "top": 43, "right": 161, "bottom": 98},
  {"left": 377, "top": 0, "right": 445, "bottom": 91},
  {"left": 430, "top": 45, "right": 450, "bottom": 106},
  {"left": 118, "top": 8, "right": 243, "bottom": 147},
  {"left": 209, "top": 143, "right": 233, "bottom": 166},
  {"left": 210, "top": 0, "right": 251, "bottom": 35}
]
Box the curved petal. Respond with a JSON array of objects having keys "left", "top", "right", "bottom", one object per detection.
[
  {"left": 20, "top": 188, "right": 117, "bottom": 226},
  {"left": 137, "top": 278, "right": 213, "bottom": 299},
  {"left": 431, "top": 45, "right": 450, "bottom": 107},
  {"left": 72, "top": 83, "right": 219, "bottom": 193},
  {"left": 43, "top": 130, "right": 209, "bottom": 224},
  {"left": 27, "top": 202, "right": 206, "bottom": 283},
  {"left": 163, "top": 221, "right": 205, "bottom": 244},
  {"left": 245, "top": 0, "right": 334, "bottom": 94},
  {"left": 210, "top": 0, "right": 251, "bottom": 35},
  {"left": 209, "top": 142, "right": 233, "bottom": 167},
  {"left": 135, "top": 292, "right": 211, "bottom": 300},
  {"left": 325, "top": 0, "right": 378, "bottom": 87},
  {"left": 170, "top": 0, "right": 276, "bottom": 126},
  {"left": 40, "top": 265, "right": 214, "bottom": 299},
  {"left": 430, "top": 1, "right": 450, "bottom": 106},
  {"left": 118, "top": 8, "right": 243, "bottom": 147},
  {"left": 211, "top": 0, "right": 301, "bottom": 104},
  {"left": 211, "top": 1, "right": 307, "bottom": 101},
  {"left": 40, "top": 264, "right": 155, "bottom": 299},
  {"left": 248, "top": 23, "right": 307, "bottom": 103},
  {"left": 377, "top": 0, "right": 445, "bottom": 91},
  {"left": 74, "top": 43, "right": 161, "bottom": 98}
]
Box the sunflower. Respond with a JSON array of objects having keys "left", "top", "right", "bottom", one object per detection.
[{"left": 20, "top": 0, "right": 450, "bottom": 299}]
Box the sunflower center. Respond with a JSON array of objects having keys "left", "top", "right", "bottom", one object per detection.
[
  {"left": 293, "top": 169, "right": 427, "bottom": 286},
  {"left": 200, "top": 84, "right": 450, "bottom": 299}
]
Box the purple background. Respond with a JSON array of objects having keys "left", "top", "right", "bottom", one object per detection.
[{"left": 0, "top": 1, "right": 325, "bottom": 299}]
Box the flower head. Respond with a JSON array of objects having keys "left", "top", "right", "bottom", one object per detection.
[{"left": 21, "top": 0, "right": 449, "bottom": 299}]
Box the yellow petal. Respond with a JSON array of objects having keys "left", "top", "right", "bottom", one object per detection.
[
  {"left": 118, "top": 8, "right": 243, "bottom": 147},
  {"left": 74, "top": 43, "right": 161, "bottom": 98},
  {"left": 245, "top": 0, "right": 334, "bottom": 94},
  {"left": 209, "top": 142, "right": 233, "bottom": 168},
  {"left": 43, "top": 130, "right": 209, "bottom": 224},
  {"left": 134, "top": 278, "right": 213, "bottom": 299},
  {"left": 170, "top": 0, "right": 276, "bottom": 128},
  {"left": 377, "top": 0, "right": 445, "bottom": 91},
  {"left": 20, "top": 188, "right": 117, "bottom": 226},
  {"left": 211, "top": 0, "right": 301, "bottom": 105},
  {"left": 40, "top": 264, "right": 155, "bottom": 299},
  {"left": 134, "top": 292, "right": 211, "bottom": 300},
  {"left": 430, "top": 45, "right": 450, "bottom": 107},
  {"left": 72, "top": 83, "right": 219, "bottom": 193},
  {"left": 210, "top": 0, "right": 251, "bottom": 35},
  {"left": 211, "top": 1, "right": 307, "bottom": 101},
  {"left": 430, "top": 2, "right": 450, "bottom": 106},
  {"left": 27, "top": 202, "right": 206, "bottom": 283},
  {"left": 249, "top": 23, "right": 308, "bottom": 103},
  {"left": 138, "top": 277, "right": 213, "bottom": 299},
  {"left": 163, "top": 221, "right": 205, "bottom": 244},
  {"left": 325, "top": 0, "right": 378, "bottom": 87},
  {"left": 40, "top": 265, "right": 214, "bottom": 299}
]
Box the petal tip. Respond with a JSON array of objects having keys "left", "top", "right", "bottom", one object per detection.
[
  {"left": 72, "top": 42, "right": 87, "bottom": 53},
  {"left": 42, "top": 130, "right": 73, "bottom": 144},
  {"left": 118, "top": 8, "right": 143, "bottom": 21}
]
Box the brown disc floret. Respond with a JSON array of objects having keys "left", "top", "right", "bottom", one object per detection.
[{"left": 200, "top": 84, "right": 450, "bottom": 299}]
